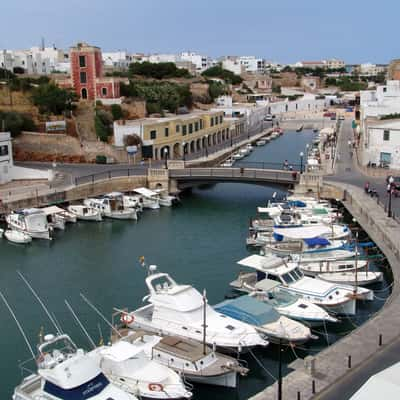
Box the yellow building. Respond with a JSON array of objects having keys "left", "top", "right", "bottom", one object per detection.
[{"left": 114, "top": 110, "right": 245, "bottom": 160}]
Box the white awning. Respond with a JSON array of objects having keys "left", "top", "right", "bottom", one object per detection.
[
  {"left": 237, "top": 254, "right": 283, "bottom": 271},
  {"left": 274, "top": 225, "right": 330, "bottom": 239},
  {"left": 41, "top": 206, "right": 66, "bottom": 216},
  {"left": 100, "top": 341, "right": 141, "bottom": 362},
  {"left": 254, "top": 279, "right": 280, "bottom": 291},
  {"left": 133, "top": 187, "right": 158, "bottom": 197}
]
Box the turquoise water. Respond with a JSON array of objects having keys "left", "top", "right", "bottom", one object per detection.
[{"left": 0, "top": 131, "right": 391, "bottom": 399}]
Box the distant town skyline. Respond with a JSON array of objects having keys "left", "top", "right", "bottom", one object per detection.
[{"left": 1, "top": 0, "right": 399, "bottom": 64}]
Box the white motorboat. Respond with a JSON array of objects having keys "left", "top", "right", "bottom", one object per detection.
[
  {"left": 42, "top": 206, "right": 66, "bottom": 231},
  {"left": 128, "top": 266, "right": 268, "bottom": 352},
  {"left": 239, "top": 147, "right": 250, "bottom": 156},
  {"left": 246, "top": 144, "right": 254, "bottom": 152},
  {"left": 317, "top": 271, "right": 383, "bottom": 286},
  {"left": 214, "top": 295, "right": 312, "bottom": 345},
  {"left": 232, "top": 151, "right": 244, "bottom": 160},
  {"left": 256, "top": 139, "right": 266, "bottom": 146},
  {"left": 230, "top": 274, "right": 338, "bottom": 327},
  {"left": 122, "top": 194, "right": 143, "bottom": 213},
  {"left": 154, "top": 189, "right": 178, "bottom": 207},
  {"left": 67, "top": 204, "right": 102, "bottom": 221},
  {"left": 84, "top": 193, "right": 137, "bottom": 220},
  {"left": 300, "top": 259, "right": 368, "bottom": 277},
  {"left": 111, "top": 325, "right": 248, "bottom": 388},
  {"left": 6, "top": 209, "right": 51, "bottom": 240},
  {"left": 97, "top": 340, "right": 192, "bottom": 399},
  {"left": 236, "top": 255, "right": 373, "bottom": 315},
  {"left": 133, "top": 188, "right": 161, "bottom": 210},
  {"left": 4, "top": 229, "right": 32, "bottom": 244},
  {"left": 221, "top": 158, "right": 234, "bottom": 167},
  {"left": 13, "top": 333, "right": 137, "bottom": 400}
]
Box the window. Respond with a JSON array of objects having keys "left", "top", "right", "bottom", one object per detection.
[
  {"left": 195, "top": 122, "right": 199, "bottom": 131},
  {"left": 211, "top": 117, "right": 214, "bottom": 127},
  {"left": 189, "top": 123, "right": 193, "bottom": 134},
  {"left": 0, "top": 145, "right": 9, "bottom": 156},
  {"left": 383, "top": 130, "right": 390, "bottom": 141},
  {"left": 176, "top": 125, "right": 180, "bottom": 133},
  {"left": 80, "top": 71, "right": 87, "bottom": 84},
  {"left": 383, "top": 87, "right": 387, "bottom": 93},
  {"left": 182, "top": 125, "right": 187, "bottom": 135},
  {"left": 79, "top": 55, "right": 86, "bottom": 68},
  {"left": 200, "top": 119, "right": 203, "bottom": 129},
  {"left": 150, "top": 130, "right": 157, "bottom": 140},
  {"left": 102, "top": 87, "right": 107, "bottom": 96},
  {"left": 219, "top": 115, "right": 223, "bottom": 124},
  {"left": 165, "top": 127, "right": 169, "bottom": 137}
]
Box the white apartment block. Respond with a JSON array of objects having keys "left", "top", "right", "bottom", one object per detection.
[
  {"left": 324, "top": 58, "right": 345, "bottom": 69},
  {"left": 358, "top": 63, "right": 386, "bottom": 76},
  {"left": 180, "top": 51, "right": 213, "bottom": 73},
  {"left": 238, "top": 56, "right": 265, "bottom": 74},
  {"left": 221, "top": 58, "right": 243, "bottom": 75},
  {"left": 102, "top": 51, "right": 131, "bottom": 69}
]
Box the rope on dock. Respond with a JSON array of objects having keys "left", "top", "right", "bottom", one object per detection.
[{"left": 247, "top": 347, "right": 277, "bottom": 381}]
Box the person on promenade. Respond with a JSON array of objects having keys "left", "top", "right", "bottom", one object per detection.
[
  {"left": 364, "top": 182, "right": 370, "bottom": 194},
  {"left": 283, "top": 160, "right": 289, "bottom": 170}
]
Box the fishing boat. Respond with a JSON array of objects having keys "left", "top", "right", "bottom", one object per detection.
[
  {"left": 97, "top": 339, "right": 192, "bottom": 399},
  {"left": 84, "top": 193, "right": 137, "bottom": 220},
  {"left": 296, "top": 125, "right": 303, "bottom": 132},
  {"left": 214, "top": 295, "right": 312, "bottom": 345},
  {"left": 221, "top": 158, "right": 234, "bottom": 167},
  {"left": 133, "top": 188, "right": 161, "bottom": 210},
  {"left": 317, "top": 271, "right": 383, "bottom": 286},
  {"left": 232, "top": 151, "right": 244, "bottom": 160},
  {"left": 300, "top": 259, "right": 368, "bottom": 277},
  {"left": 122, "top": 194, "right": 144, "bottom": 213},
  {"left": 234, "top": 254, "right": 373, "bottom": 315},
  {"left": 128, "top": 266, "right": 268, "bottom": 352},
  {"left": 154, "top": 189, "right": 178, "bottom": 207},
  {"left": 42, "top": 206, "right": 66, "bottom": 231},
  {"left": 13, "top": 333, "right": 137, "bottom": 400},
  {"left": 6, "top": 209, "right": 51, "bottom": 240},
  {"left": 111, "top": 315, "right": 248, "bottom": 389},
  {"left": 67, "top": 204, "right": 103, "bottom": 222},
  {"left": 255, "top": 139, "right": 266, "bottom": 146},
  {"left": 230, "top": 274, "right": 338, "bottom": 327},
  {"left": 4, "top": 229, "right": 32, "bottom": 244}
]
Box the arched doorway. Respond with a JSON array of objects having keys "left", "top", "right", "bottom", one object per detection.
[
  {"left": 217, "top": 131, "right": 221, "bottom": 143},
  {"left": 190, "top": 141, "right": 195, "bottom": 153},
  {"left": 173, "top": 143, "right": 181, "bottom": 159},
  {"left": 196, "top": 138, "right": 201, "bottom": 152},
  {"left": 160, "top": 145, "right": 170, "bottom": 161},
  {"left": 81, "top": 88, "right": 88, "bottom": 99},
  {"left": 202, "top": 137, "right": 206, "bottom": 148},
  {"left": 212, "top": 133, "right": 216, "bottom": 145}
]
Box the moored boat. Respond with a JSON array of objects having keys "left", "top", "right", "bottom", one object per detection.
[
  {"left": 67, "top": 205, "right": 102, "bottom": 221},
  {"left": 6, "top": 209, "right": 51, "bottom": 240},
  {"left": 4, "top": 229, "right": 32, "bottom": 244},
  {"left": 317, "top": 271, "right": 383, "bottom": 286}
]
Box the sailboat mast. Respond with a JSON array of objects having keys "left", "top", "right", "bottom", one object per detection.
[{"left": 202, "top": 289, "right": 207, "bottom": 355}]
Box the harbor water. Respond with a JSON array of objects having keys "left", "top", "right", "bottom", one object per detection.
[{"left": 0, "top": 130, "right": 391, "bottom": 399}]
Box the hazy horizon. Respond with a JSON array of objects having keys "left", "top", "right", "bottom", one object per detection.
[{"left": 1, "top": 0, "right": 399, "bottom": 64}]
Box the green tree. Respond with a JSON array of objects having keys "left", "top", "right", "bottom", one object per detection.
[
  {"left": 0, "top": 111, "right": 36, "bottom": 137},
  {"left": 129, "top": 62, "right": 191, "bottom": 79},
  {"left": 202, "top": 65, "right": 243, "bottom": 84},
  {"left": 94, "top": 114, "right": 110, "bottom": 142},
  {"left": 208, "top": 80, "right": 228, "bottom": 100},
  {"left": 110, "top": 104, "right": 124, "bottom": 120},
  {"left": 31, "top": 83, "right": 76, "bottom": 114}
]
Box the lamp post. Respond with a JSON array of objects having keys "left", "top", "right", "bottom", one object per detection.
[
  {"left": 388, "top": 176, "right": 394, "bottom": 218},
  {"left": 306, "top": 143, "right": 310, "bottom": 158},
  {"left": 205, "top": 135, "right": 208, "bottom": 158},
  {"left": 300, "top": 151, "right": 304, "bottom": 174},
  {"left": 163, "top": 147, "right": 168, "bottom": 169},
  {"left": 182, "top": 141, "right": 186, "bottom": 162}
]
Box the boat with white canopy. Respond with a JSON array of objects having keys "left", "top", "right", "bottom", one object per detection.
[
  {"left": 41, "top": 206, "right": 66, "bottom": 230},
  {"left": 154, "top": 189, "right": 178, "bottom": 207},
  {"left": 128, "top": 266, "right": 268, "bottom": 352},
  {"left": 67, "top": 204, "right": 102, "bottom": 221},
  {"left": 84, "top": 193, "right": 137, "bottom": 220},
  {"left": 234, "top": 254, "right": 373, "bottom": 315},
  {"left": 229, "top": 275, "right": 338, "bottom": 327},
  {"left": 6, "top": 209, "right": 51, "bottom": 240},
  {"left": 133, "top": 188, "right": 161, "bottom": 210}
]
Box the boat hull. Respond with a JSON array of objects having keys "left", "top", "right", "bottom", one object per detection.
[
  {"left": 104, "top": 211, "right": 137, "bottom": 220},
  {"left": 184, "top": 370, "right": 237, "bottom": 388}
]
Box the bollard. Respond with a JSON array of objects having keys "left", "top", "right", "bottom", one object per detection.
[
  {"left": 379, "top": 334, "right": 383, "bottom": 346},
  {"left": 297, "top": 391, "right": 301, "bottom": 400},
  {"left": 348, "top": 355, "right": 352, "bottom": 369},
  {"left": 312, "top": 380, "right": 316, "bottom": 394}
]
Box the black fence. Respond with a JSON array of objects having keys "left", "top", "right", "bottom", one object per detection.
[{"left": 74, "top": 168, "right": 144, "bottom": 186}]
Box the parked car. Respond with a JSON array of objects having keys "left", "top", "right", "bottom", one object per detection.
[
  {"left": 264, "top": 114, "right": 273, "bottom": 121},
  {"left": 388, "top": 176, "right": 400, "bottom": 190}
]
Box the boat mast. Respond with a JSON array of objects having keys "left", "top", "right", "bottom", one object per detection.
[
  {"left": 0, "top": 291, "right": 35, "bottom": 359},
  {"left": 202, "top": 289, "right": 207, "bottom": 355},
  {"left": 354, "top": 230, "right": 359, "bottom": 294}
]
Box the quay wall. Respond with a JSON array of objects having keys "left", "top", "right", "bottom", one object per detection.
[{"left": 250, "top": 182, "right": 400, "bottom": 400}]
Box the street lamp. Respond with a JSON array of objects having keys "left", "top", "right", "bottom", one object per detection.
[
  {"left": 163, "top": 147, "right": 168, "bottom": 169},
  {"left": 300, "top": 151, "right": 304, "bottom": 174},
  {"left": 388, "top": 176, "right": 394, "bottom": 218},
  {"left": 205, "top": 135, "right": 208, "bottom": 158},
  {"left": 306, "top": 143, "right": 310, "bottom": 157}
]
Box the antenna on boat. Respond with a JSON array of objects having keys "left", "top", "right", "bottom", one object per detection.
[
  {"left": 64, "top": 300, "right": 96, "bottom": 349},
  {"left": 202, "top": 289, "right": 207, "bottom": 355},
  {"left": 17, "top": 271, "right": 62, "bottom": 334},
  {"left": 80, "top": 293, "right": 122, "bottom": 338},
  {"left": 0, "top": 291, "right": 36, "bottom": 359}
]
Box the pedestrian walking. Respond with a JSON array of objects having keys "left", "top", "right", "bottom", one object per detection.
[
  {"left": 364, "top": 181, "right": 370, "bottom": 194},
  {"left": 283, "top": 159, "right": 289, "bottom": 170},
  {"left": 387, "top": 183, "right": 392, "bottom": 194}
]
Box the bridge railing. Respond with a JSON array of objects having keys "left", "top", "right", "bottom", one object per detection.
[
  {"left": 231, "top": 161, "right": 301, "bottom": 170},
  {"left": 170, "top": 167, "right": 300, "bottom": 183},
  {"left": 74, "top": 168, "right": 144, "bottom": 186}
]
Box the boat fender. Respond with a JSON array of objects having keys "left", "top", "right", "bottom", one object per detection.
[
  {"left": 148, "top": 383, "right": 163, "bottom": 391},
  {"left": 120, "top": 313, "right": 134, "bottom": 325}
]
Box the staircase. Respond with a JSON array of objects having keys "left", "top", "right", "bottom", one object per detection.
[{"left": 74, "top": 101, "right": 97, "bottom": 142}]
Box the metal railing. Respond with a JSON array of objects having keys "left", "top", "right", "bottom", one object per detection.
[{"left": 74, "top": 168, "right": 144, "bottom": 186}]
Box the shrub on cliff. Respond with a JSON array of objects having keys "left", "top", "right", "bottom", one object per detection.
[
  {"left": 202, "top": 66, "right": 243, "bottom": 85},
  {"left": 0, "top": 111, "right": 35, "bottom": 137},
  {"left": 31, "top": 83, "right": 76, "bottom": 115}
]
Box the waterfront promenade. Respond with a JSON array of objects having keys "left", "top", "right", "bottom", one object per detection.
[{"left": 250, "top": 119, "right": 400, "bottom": 400}]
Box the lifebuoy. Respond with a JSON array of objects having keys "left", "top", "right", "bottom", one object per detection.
[
  {"left": 148, "top": 383, "right": 163, "bottom": 392},
  {"left": 120, "top": 313, "right": 134, "bottom": 325}
]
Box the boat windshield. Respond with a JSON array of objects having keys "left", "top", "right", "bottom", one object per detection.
[
  {"left": 281, "top": 268, "right": 303, "bottom": 285},
  {"left": 266, "top": 290, "right": 297, "bottom": 307}
]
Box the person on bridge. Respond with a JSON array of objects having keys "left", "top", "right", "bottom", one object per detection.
[
  {"left": 283, "top": 160, "right": 289, "bottom": 170},
  {"left": 364, "top": 182, "right": 370, "bottom": 194}
]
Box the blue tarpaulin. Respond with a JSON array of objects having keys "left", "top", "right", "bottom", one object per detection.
[
  {"left": 288, "top": 200, "right": 307, "bottom": 208},
  {"left": 304, "top": 237, "right": 330, "bottom": 247},
  {"left": 273, "top": 232, "right": 284, "bottom": 241}
]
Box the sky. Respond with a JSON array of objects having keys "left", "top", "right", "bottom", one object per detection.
[{"left": 1, "top": 0, "right": 399, "bottom": 64}]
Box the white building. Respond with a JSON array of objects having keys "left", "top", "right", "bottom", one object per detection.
[
  {"left": 363, "top": 120, "right": 400, "bottom": 168},
  {"left": 221, "top": 58, "right": 243, "bottom": 75},
  {"left": 323, "top": 58, "right": 345, "bottom": 69},
  {"left": 358, "top": 63, "right": 386, "bottom": 76},
  {"left": 180, "top": 51, "right": 213, "bottom": 73},
  {"left": 102, "top": 51, "right": 131, "bottom": 69},
  {"left": 148, "top": 54, "right": 179, "bottom": 64},
  {"left": 238, "top": 56, "right": 265, "bottom": 74},
  {"left": 0, "top": 132, "right": 51, "bottom": 185}
]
